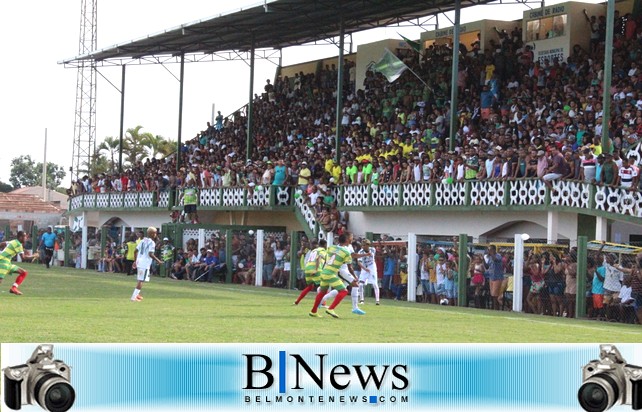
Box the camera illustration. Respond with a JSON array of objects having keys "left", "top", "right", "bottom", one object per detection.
[
  {"left": 578, "top": 344, "right": 642, "bottom": 412},
  {"left": 3, "top": 345, "right": 75, "bottom": 412}
]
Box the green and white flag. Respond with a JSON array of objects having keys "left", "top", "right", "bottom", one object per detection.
[{"left": 371, "top": 48, "right": 408, "bottom": 83}]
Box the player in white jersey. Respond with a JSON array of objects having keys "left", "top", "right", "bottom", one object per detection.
[
  {"left": 321, "top": 240, "right": 366, "bottom": 315},
  {"left": 130, "top": 227, "right": 163, "bottom": 302},
  {"left": 358, "top": 239, "right": 380, "bottom": 305}
]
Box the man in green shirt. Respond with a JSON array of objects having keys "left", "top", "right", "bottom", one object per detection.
[
  {"left": 345, "top": 160, "right": 358, "bottom": 184},
  {"left": 180, "top": 180, "right": 199, "bottom": 224}
]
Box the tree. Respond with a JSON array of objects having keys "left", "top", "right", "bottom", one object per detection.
[
  {"left": 9, "top": 155, "right": 66, "bottom": 189},
  {"left": 98, "top": 136, "right": 121, "bottom": 174},
  {"left": 124, "top": 126, "right": 151, "bottom": 166},
  {"left": 0, "top": 181, "right": 13, "bottom": 193},
  {"left": 143, "top": 134, "right": 176, "bottom": 159}
]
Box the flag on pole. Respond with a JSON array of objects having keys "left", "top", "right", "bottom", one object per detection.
[
  {"left": 371, "top": 48, "right": 408, "bottom": 83},
  {"left": 398, "top": 33, "right": 422, "bottom": 54}
]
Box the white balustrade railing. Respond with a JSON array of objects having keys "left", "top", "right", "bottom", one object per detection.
[
  {"left": 140, "top": 192, "right": 154, "bottom": 207},
  {"left": 371, "top": 184, "right": 399, "bottom": 207},
  {"left": 595, "top": 186, "right": 642, "bottom": 217},
  {"left": 343, "top": 185, "right": 369, "bottom": 207},
  {"left": 199, "top": 188, "right": 221, "bottom": 207},
  {"left": 469, "top": 180, "right": 505, "bottom": 207},
  {"left": 222, "top": 187, "right": 245, "bottom": 207},
  {"left": 109, "top": 193, "right": 124, "bottom": 208},
  {"left": 295, "top": 196, "right": 318, "bottom": 237},
  {"left": 434, "top": 182, "right": 466, "bottom": 206},
  {"left": 66, "top": 180, "right": 642, "bottom": 222},
  {"left": 247, "top": 186, "right": 270, "bottom": 207},
  {"left": 157, "top": 191, "right": 170, "bottom": 208},
  {"left": 509, "top": 180, "right": 546, "bottom": 206},
  {"left": 402, "top": 182, "right": 431, "bottom": 207}
]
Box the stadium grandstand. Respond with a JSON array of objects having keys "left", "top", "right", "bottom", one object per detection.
[{"left": 56, "top": 0, "right": 642, "bottom": 324}]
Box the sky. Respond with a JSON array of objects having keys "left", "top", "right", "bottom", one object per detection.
[{"left": 0, "top": 0, "right": 579, "bottom": 188}]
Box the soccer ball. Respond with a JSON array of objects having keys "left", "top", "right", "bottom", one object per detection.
[
  {"left": 248, "top": 230, "right": 255, "bottom": 236},
  {"left": 439, "top": 298, "right": 449, "bottom": 306}
]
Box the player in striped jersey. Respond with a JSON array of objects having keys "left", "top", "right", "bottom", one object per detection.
[
  {"left": 0, "top": 231, "right": 29, "bottom": 295},
  {"left": 293, "top": 239, "right": 327, "bottom": 305},
  {"left": 309, "top": 232, "right": 355, "bottom": 318},
  {"left": 358, "top": 239, "right": 380, "bottom": 305},
  {"left": 130, "top": 227, "right": 163, "bottom": 302}
]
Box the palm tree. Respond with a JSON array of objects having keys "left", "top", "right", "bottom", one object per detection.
[
  {"left": 83, "top": 150, "right": 110, "bottom": 176},
  {"left": 124, "top": 126, "right": 150, "bottom": 166},
  {"left": 143, "top": 134, "right": 176, "bottom": 159},
  {"left": 98, "top": 136, "right": 121, "bottom": 174}
]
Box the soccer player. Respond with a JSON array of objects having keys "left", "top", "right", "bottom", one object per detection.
[
  {"left": 39, "top": 226, "right": 57, "bottom": 269},
  {"left": 0, "top": 231, "right": 29, "bottom": 295},
  {"left": 130, "top": 227, "right": 163, "bottom": 302},
  {"left": 358, "top": 239, "right": 380, "bottom": 305},
  {"left": 293, "top": 239, "right": 326, "bottom": 305},
  {"left": 309, "top": 232, "right": 357, "bottom": 318}
]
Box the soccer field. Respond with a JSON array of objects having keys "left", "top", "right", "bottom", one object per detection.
[{"left": 0, "top": 263, "right": 639, "bottom": 343}]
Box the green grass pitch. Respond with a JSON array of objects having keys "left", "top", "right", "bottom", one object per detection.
[{"left": 0, "top": 263, "right": 639, "bottom": 343}]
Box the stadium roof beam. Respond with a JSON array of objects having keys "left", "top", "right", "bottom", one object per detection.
[{"left": 60, "top": 0, "right": 504, "bottom": 67}]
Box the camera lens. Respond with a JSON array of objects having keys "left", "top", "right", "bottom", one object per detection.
[
  {"left": 579, "top": 383, "right": 608, "bottom": 412},
  {"left": 578, "top": 374, "right": 619, "bottom": 412},
  {"left": 34, "top": 374, "right": 75, "bottom": 412}
]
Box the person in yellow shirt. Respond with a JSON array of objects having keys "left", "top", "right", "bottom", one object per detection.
[
  {"left": 124, "top": 235, "right": 138, "bottom": 276},
  {"left": 298, "top": 161, "right": 312, "bottom": 191},
  {"left": 401, "top": 137, "right": 414, "bottom": 158},
  {"left": 324, "top": 158, "right": 335, "bottom": 174}
]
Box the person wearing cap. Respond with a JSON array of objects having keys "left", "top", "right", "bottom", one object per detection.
[
  {"left": 357, "top": 239, "right": 380, "bottom": 306},
  {"left": 39, "top": 226, "right": 57, "bottom": 269},
  {"left": 131, "top": 227, "right": 163, "bottom": 302},
  {"left": 542, "top": 146, "right": 570, "bottom": 188},
  {"left": 298, "top": 161, "right": 311, "bottom": 191}
]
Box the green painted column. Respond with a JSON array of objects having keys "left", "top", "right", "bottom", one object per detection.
[
  {"left": 602, "top": 0, "right": 616, "bottom": 152},
  {"left": 289, "top": 231, "right": 300, "bottom": 289},
  {"left": 4, "top": 225, "right": 10, "bottom": 241},
  {"left": 576, "top": 236, "right": 588, "bottom": 318},
  {"left": 225, "top": 229, "right": 233, "bottom": 284},
  {"left": 457, "top": 233, "right": 468, "bottom": 307},
  {"left": 448, "top": 0, "right": 461, "bottom": 153},
  {"left": 64, "top": 227, "right": 71, "bottom": 267}
]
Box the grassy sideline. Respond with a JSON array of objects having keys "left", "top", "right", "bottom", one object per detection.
[{"left": 0, "top": 263, "right": 639, "bottom": 342}]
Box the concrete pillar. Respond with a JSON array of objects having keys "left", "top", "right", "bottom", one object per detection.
[
  {"left": 595, "top": 216, "right": 608, "bottom": 241},
  {"left": 547, "top": 211, "right": 558, "bottom": 244},
  {"left": 255, "top": 230, "right": 264, "bottom": 287},
  {"left": 407, "top": 233, "right": 417, "bottom": 302},
  {"left": 81, "top": 212, "right": 88, "bottom": 269},
  {"left": 198, "top": 228, "right": 206, "bottom": 252}
]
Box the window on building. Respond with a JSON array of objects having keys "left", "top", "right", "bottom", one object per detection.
[{"left": 526, "top": 14, "right": 567, "bottom": 41}]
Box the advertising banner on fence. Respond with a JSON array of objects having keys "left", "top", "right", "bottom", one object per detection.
[{"left": 2, "top": 343, "right": 641, "bottom": 412}]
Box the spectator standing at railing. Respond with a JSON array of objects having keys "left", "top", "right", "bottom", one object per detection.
[
  {"left": 617, "top": 156, "right": 638, "bottom": 188},
  {"left": 179, "top": 180, "right": 199, "bottom": 224},
  {"left": 600, "top": 153, "right": 619, "bottom": 186},
  {"left": 298, "top": 161, "right": 311, "bottom": 191}
]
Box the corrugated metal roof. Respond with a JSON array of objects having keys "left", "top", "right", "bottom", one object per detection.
[{"left": 61, "top": 0, "right": 493, "bottom": 64}]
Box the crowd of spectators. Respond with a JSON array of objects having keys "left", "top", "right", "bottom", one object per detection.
[{"left": 69, "top": 8, "right": 642, "bottom": 225}]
